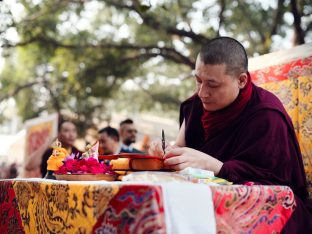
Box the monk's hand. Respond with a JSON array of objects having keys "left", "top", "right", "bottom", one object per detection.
[
  {"left": 163, "top": 147, "right": 223, "bottom": 175},
  {"left": 148, "top": 141, "right": 177, "bottom": 158}
]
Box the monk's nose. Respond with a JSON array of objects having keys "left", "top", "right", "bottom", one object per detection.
[{"left": 198, "top": 85, "right": 210, "bottom": 98}]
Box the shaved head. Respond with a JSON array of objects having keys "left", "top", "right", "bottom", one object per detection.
[{"left": 199, "top": 37, "right": 248, "bottom": 76}]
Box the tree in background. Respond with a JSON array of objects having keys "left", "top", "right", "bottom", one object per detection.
[{"left": 0, "top": 0, "right": 311, "bottom": 134}]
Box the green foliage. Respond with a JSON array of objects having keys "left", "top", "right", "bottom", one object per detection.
[{"left": 0, "top": 0, "right": 311, "bottom": 134}]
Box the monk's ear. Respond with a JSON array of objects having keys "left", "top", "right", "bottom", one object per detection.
[{"left": 237, "top": 73, "right": 248, "bottom": 89}]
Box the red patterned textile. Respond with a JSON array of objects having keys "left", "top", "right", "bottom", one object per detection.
[
  {"left": 250, "top": 56, "right": 312, "bottom": 85},
  {"left": 0, "top": 179, "right": 295, "bottom": 233},
  {"left": 0, "top": 180, "right": 24, "bottom": 234},
  {"left": 92, "top": 185, "right": 166, "bottom": 234},
  {"left": 211, "top": 185, "right": 295, "bottom": 233}
]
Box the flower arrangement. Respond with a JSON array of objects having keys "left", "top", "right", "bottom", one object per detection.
[{"left": 55, "top": 155, "right": 115, "bottom": 175}]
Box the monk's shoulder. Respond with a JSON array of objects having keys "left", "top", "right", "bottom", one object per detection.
[
  {"left": 246, "top": 108, "right": 286, "bottom": 127},
  {"left": 243, "top": 85, "right": 289, "bottom": 120},
  {"left": 180, "top": 93, "right": 200, "bottom": 113},
  {"left": 251, "top": 85, "right": 285, "bottom": 110},
  {"left": 181, "top": 93, "right": 199, "bottom": 105},
  {"left": 179, "top": 93, "right": 201, "bottom": 125}
]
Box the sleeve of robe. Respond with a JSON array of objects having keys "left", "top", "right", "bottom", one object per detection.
[{"left": 217, "top": 108, "right": 308, "bottom": 199}]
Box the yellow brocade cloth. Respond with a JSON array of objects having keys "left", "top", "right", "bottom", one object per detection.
[{"left": 13, "top": 180, "right": 119, "bottom": 234}]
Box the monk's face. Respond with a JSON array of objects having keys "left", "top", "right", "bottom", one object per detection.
[{"left": 195, "top": 56, "right": 245, "bottom": 111}]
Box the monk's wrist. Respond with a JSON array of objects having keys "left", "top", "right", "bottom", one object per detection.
[
  {"left": 213, "top": 160, "right": 223, "bottom": 175},
  {"left": 205, "top": 158, "right": 223, "bottom": 175}
]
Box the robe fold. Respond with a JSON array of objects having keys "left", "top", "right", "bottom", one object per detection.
[{"left": 180, "top": 84, "right": 312, "bottom": 233}]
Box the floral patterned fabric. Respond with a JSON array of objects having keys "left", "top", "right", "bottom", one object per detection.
[
  {"left": 250, "top": 57, "right": 312, "bottom": 198},
  {"left": 0, "top": 179, "right": 295, "bottom": 233},
  {"left": 251, "top": 57, "right": 312, "bottom": 85},
  {"left": 92, "top": 185, "right": 166, "bottom": 234},
  {"left": 212, "top": 185, "right": 295, "bottom": 234}
]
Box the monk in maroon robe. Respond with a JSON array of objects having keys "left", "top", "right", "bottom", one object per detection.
[{"left": 150, "top": 37, "right": 312, "bottom": 233}]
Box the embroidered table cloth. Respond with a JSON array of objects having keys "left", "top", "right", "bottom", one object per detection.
[{"left": 0, "top": 179, "right": 295, "bottom": 234}]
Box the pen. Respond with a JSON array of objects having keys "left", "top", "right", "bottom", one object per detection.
[{"left": 162, "top": 129, "right": 166, "bottom": 155}]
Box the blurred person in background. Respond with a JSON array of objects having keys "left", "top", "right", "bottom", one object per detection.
[
  {"left": 119, "top": 119, "right": 143, "bottom": 154},
  {"left": 40, "top": 120, "right": 81, "bottom": 177},
  {"left": 5, "top": 163, "right": 18, "bottom": 179},
  {"left": 98, "top": 126, "right": 121, "bottom": 155},
  {"left": 24, "top": 120, "right": 81, "bottom": 178},
  {"left": 0, "top": 162, "right": 6, "bottom": 179}
]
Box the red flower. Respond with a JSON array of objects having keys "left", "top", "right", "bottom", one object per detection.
[{"left": 55, "top": 158, "right": 115, "bottom": 175}]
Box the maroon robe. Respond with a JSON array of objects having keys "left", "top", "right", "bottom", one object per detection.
[{"left": 180, "top": 84, "right": 312, "bottom": 233}]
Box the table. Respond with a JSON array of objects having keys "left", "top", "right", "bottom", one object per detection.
[{"left": 0, "top": 179, "right": 295, "bottom": 234}]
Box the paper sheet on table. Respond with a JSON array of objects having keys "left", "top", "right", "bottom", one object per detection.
[{"left": 161, "top": 182, "right": 216, "bottom": 234}]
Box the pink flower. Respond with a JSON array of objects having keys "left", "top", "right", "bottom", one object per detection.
[
  {"left": 55, "top": 158, "right": 115, "bottom": 175},
  {"left": 64, "top": 153, "right": 75, "bottom": 161}
]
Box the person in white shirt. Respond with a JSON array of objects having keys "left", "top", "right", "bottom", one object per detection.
[{"left": 119, "top": 119, "right": 143, "bottom": 154}]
